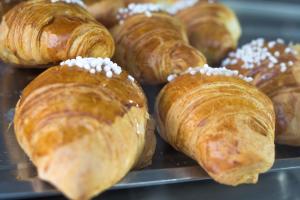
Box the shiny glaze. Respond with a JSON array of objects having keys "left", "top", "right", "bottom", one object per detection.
[
  {"left": 156, "top": 73, "right": 275, "bottom": 185},
  {"left": 176, "top": 2, "right": 241, "bottom": 65},
  {"left": 13, "top": 65, "right": 155, "bottom": 199},
  {"left": 0, "top": 0, "right": 115, "bottom": 66},
  {"left": 41, "top": 16, "right": 83, "bottom": 61},
  {"left": 112, "top": 12, "right": 206, "bottom": 84},
  {"left": 226, "top": 42, "right": 300, "bottom": 146},
  {"left": 16, "top": 65, "right": 146, "bottom": 154}
]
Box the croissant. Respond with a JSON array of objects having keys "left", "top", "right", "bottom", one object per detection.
[
  {"left": 84, "top": 0, "right": 124, "bottom": 28},
  {"left": 0, "top": 0, "right": 114, "bottom": 66},
  {"left": 155, "top": 65, "right": 275, "bottom": 186},
  {"left": 176, "top": 1, "right": 241, "bottom": 65},
  {"left": 14, "top": 57, "right": 156, "bottom": 199},
  {"left": 111, "top": 4, "right": 206, "bottom": 85},
  {"left": 223, "top": 38, "right": 300, "bottom": 146}
]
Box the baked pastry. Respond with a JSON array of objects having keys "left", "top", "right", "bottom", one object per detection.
[
  {"left": 223, "top": 38, "right": 300, "bottom": 146},
  {"left": 156, "top": 65, "right": 275, "bottom": 186},
  {"left": 112, "top": 3, "right": 206, "bottom": 84},
  {"left": 14, "top": 57, "right": 156, "bottom": 199},
  {"left": 176, "top": 0, "right": 241, "bottom": 65},
  {"left": 0, "top": 0, "right": 114, "bottom": 66},
  {"left": 84, "top": 0, "right": 124, "bottom": 28},
  {"left": 293, "top": 44, "right": 300, "bottom": 55}
]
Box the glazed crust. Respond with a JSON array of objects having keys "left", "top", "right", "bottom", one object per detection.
[
  {"left": 14, "top": 66, "right": 156, "bottom": 199},
  {"left": 155, "top": 74, "right": 275, "bottom": 186},
  {"left": 176, "top": 2, "right": 241, "bottom": 65},
  {"left": 0, "top": 0, "right": 115, "bottom": 66},
  {"left": 111, "top": 12, "right": 206, "bottom": 84},
  {"left": 226, "top": 42, "right": 300, "bottom": 146},
  {"left": 84, "top": 0, "right": 124, "bottom": 28}
]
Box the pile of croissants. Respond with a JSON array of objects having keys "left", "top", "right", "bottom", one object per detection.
[{"left": 1, "top": 0, "right": 299, "bottom": 199}]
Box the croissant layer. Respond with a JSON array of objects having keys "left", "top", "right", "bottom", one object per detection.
[
  {"left": 0, "top": 0, "right": 115, "bottom": 66},
  {"left": 176, "top": 2, "right": 241, "bottom": 65},
  {"left": 14, "top": 66, "right": 155, "bottom": 199},
  {"left": 112, "top": 12, "right": 206, "bottom": 84},
  {"left": 224, "top": 40, "right": 300, "bottom": 146},
  {"left": 156, "top": 74, "right": 275, "bottom": 185}
]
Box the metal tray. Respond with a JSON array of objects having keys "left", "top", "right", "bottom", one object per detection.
[{"left": 1, "top": 1, "right": 300, "bottom": 199}]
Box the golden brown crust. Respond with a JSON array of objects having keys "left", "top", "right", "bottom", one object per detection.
[
  {"left": 14, "top": 65, "right": 156, "bottom": 199},
  {"left": 176, "top": 2, "right": 241, "bottom": 65},
  {"left": 84, "top": 0, "right": 124, "bottom": 28},
  {"left": 0, "top": 0, "right": 115, "bottom": 66},
  {"left": 155, "top": 74, "right": 275, "bottom": 185},
  {"left": 111, "top": 12, "right": 206, "bottom": 84},
  {"left": 226, "top": 41, "right": 300, "bottom": 146}
]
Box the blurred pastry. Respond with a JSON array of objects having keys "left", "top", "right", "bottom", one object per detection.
[
  {"left": 84, "top": 0, "right": 124, "bottom": 28},
  {"left": 223, "top": 38, "right": 300, "bottom": 146},
  {"left": 0, "top": 0, "right": 22, "bottom": 21},
  {"left": 176, "top": 0, "right": 241, "bottom": 65},
  {"left": 111, "top": 3, "right": 206, "bottom": 84}
]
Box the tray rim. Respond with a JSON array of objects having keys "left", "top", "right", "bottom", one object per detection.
[{"left": 1, "top": 157, "right": 300, "bottom": 199}]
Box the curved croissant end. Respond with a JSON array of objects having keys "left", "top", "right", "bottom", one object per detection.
[
  {"left": 14, "top": 64, "right": 156, "bottom": 199},
  {"left": 0, "top": 0, "right": 115, "bottom": 66},
  {"left": 112, "top": 12, "right": 206, "bottom": 85},
  {"left": 177, "top": 2, "right": 241, "bottom": 65},
  {"left": 156, "top": 74, "right": 275, "bottom": 185}
]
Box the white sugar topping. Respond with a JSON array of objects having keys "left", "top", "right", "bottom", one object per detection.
[
  {"left": 117, "top": 3, "right": 164, "bottom": 23},
  {"left": 167, "top": 64, "right": 253, "bottom": 82},
  {"left": 60, "top": 57, "right": 135, "bottom": 82},
  {"left": 128, "top": 75, "right": 135, "bottom": 82},
  {"left": 117, "top": 0, "right": 215, "bottom": 23},
  {"left": 222, "top": 38, "right": 297, "bottom": 72},
  {"left": 165, "top": 0, "right": 199, "bottom": 15},
  {"left": 50, "top": 0, "right": 86, "bottom": 8}
]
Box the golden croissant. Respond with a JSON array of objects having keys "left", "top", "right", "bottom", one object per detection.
[
  {"left": 111, "top": 7, "right": 206, "bottom": 85},
  {"left": 155, "top": 66, "right": 275, "bottom": 186},
  {"left": 176, "top": 1, "right": 241, "bottom": 65},
  {"left": 14, "top": 57, "right": 156, "bottom": 199},
  {"left": 84, "top": 0, "right": 124, "bottom": 28},
  {"left": 0, "top": 0, "right": 114, "bottom": 66},
  {"left": 224, "top": 38, "right": 300, "bottom": 146}
]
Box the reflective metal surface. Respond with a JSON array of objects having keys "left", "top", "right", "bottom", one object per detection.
[{"left": 1, "top": 1, "right": 300, "bottom": 199}]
